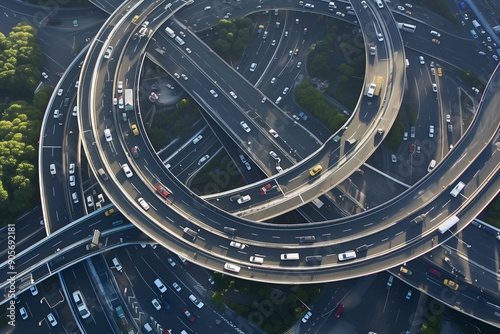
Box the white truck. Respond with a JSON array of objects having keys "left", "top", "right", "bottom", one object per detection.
[{"left": 165, "top": 27, "right": 175, "bottom": 38}]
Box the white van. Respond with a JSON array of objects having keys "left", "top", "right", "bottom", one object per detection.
[
  {"left": 112, "top": 257, "right": 122, "bottom": 271},
  {"left": 427, "top": 159, "right": 436, "bottom": 172},
  {"left": 189, "top": 294, "right": 204, "bottom": 308},
  {"left": 281, "top": 253, "right": 299, "bottom": 261},
  {"left": 250, "top": 256, "right": 264, "bottom": 264},
  {"left": 338, "top": 251, "right": 356, "bottom": 261}
]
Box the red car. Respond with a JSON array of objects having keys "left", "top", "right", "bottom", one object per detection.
[
  {"left": 156, "top": 185, "right": 170, "bottom": 199},
  {"left": 428, "top": 267, "right": 441, "bottom": 278},
  {"left": 333, "top": 304, "right": 344, "bottom": 318},
  {"left": 183, "top": 307, "right": 195, "bottom": 322},
  {"left": 409, "top": 143, "right": 415, "bottom": 153},
  {"left": 259, "top": 184, "right": 271, "bottom": 195}
]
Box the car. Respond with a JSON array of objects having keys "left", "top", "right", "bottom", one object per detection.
[
  {"left": 198, "top": 155, "right": 209, "bottom": 165},
  {"left": 377, "top": 33, "right": 384, "bottom": 42},
  {"left": 183, "top": 308, "right": 195, "bottom": 322},
  {"left": 305, "top": 3, "right": 314, "bottom": 8},
  {"left": 239, "top": 154, "right": 247, "bottom": 164},
  {"left": 403, "top": 132, "right": 408, "bottom": 141},
  {"left": 104, "top": 46, "right": 113, "bottom": 59},
  {"left": 166, "top": 258, "right": 176, "bottom": 268},
  {"left": 53, "top": 109, "right": 61, "bottom": 119},
  {"left": 419, "top": 56, "right": 425, "bottom": 64},
  {"left": 464, "top": 13, "right": 468, "bottom": 20},
  {"left": 141, "top": 20, "right": 149, "bottom": 28},
  {"left": 472, "top": 87, "right": 480, "bottom": 94},
  {"left": 204, "top": 5, "right": 211, "bottom": 10},
  {"left": 282, "top": 87, "right": 289, "bottom": 95},
  {"left": 292, "top": 114, "right": 300, "bottom": 121},
  {"left": 86, "top": 195, "right": 94, "bottom": 207},
  {"left": 19, "top": 307, "right": 28, "bottom": 320},
  {"left": 173, "top": 72, "right": 180, "bottom": 79},
  {"left": 250, "top": 63, "right": 257, "bottom": 72},
  {"left": 432, "top": 38, "right": 440, "bottom": 44},
  {"left": 405, "top": 10, "right": 412, "bottom": 15},
  {"left": 361, "top": 1, "right": 368, "bottom": 8},
  {"left": 397, "top": 6, "right": 405, "bottom": 11},
  {"left": 271, "top": 39, "right": 276, "bottom": 46},
  {"left": 284, "top": 31, "right": 288, "bottom": 37},
  {"left": 406, "top": 290, "right": 412, "bottom": 300},
  {"left": 30, "top": 285, "right": 38, "bottom": 296},
  {"left": 229, "top": 91, "right": 237, "bottom": 99},
  {"left": 488, "top": 45, "right": 493, "bottom": 52},
  {"left": 230, "top": 241, "right": 246, "bottom": 249},
  {"left": 409, "top": 143, "right": 415, "bottom": 153},
  {"left": 208, "top": 277, "right": 215, "bottom": 285},
  {"left": 269, "top": 129, "right": 279, "bottom": 138},
  {"left": 131, "top": 124, "right": 139, "bottom": 136},
  {"left": 429, "top": 125, "right": 434, "bottom": 138},
  {"left": 493, "top": 55, "right": 499, "bottom": 61},
  {"left": 237, "top": 195, "right": 251, "bottom": 204},
  {"left": 336, "top": 12, "right": 345, "bottom": 17},
  {"left": 47, "top": 313, "right": 57, "bottom": 326},
  {"left": 297, "top": 61, "right": 302, "bottom": 68},
  {"left": 269, "top": 151, "right": 279, "bottom": 160},
  {"left": 130, "top": 146, "right": 139, "bottom": 158},
  {"left": 400, "top": 266, "right": 412, "bottom": 275},
  {"left": 166, "top": 83, "right": 174, "bottom": 90},
  {"left": 69, "top": 175, "right": 76, "bottom": 187},
  {"left": 105, "top": 208, "right": 115, "bottom": 216},
  {"left": 333, "top": 304, "right": 344, "bottom": 318},
  {"left": 309, "top": 165, "right": 322, "bottom": 177},
  {"left": 270, "top": 77, "right": 276, "bottom": 84},
  {"left": 68, "top": 163, "right": 75, "bottom": 175},
  {"left": 391, "top": 154, "right": 397, "bottom": 163},
  {"left": 431, "top": 83, "right": 437, "bottom": 93},
  {"left": 156, "top": 184, "right": 170, "bottom": 198},
  {"left": 487, "top": 36, "right": 492, "bottom": 42},
  {"left": 288, "top": 50, "right": 293, "bottom": 57},
  {"left": 57, "top": 89, "right": 63, "bottom": 96},
  {"left": 192, "top": 135, "right": 203, "bottom": 144},
  {"left": 179, "top": 31, "right": 186, "bottom": 37},
  {"left": 42, "top": 72, "right": 48, "bottom": 79},
  {"left": 118, "top": 96, "right": 124, "bottom": 109},
  {"left": 261, "top": 97, "right": 266, "bottom": 103},
  {"left": 448, "top": 124, "right": 453, "bottom": 132},
  {"left": 152, "top": 298, "right": 162, "bottom": 311},
  {"left": 299, "top": 111, "right": 308, "bottom": 120},
  {"left": 72, "top": 106, "right": 78, "bottom": 116},
  {"left": 446, "top": 114, "right": 451, "bottom": 122},
  {"left": 245, "top": 162, "right": 251, "bottom": 170},
  {"left": 428, "top": 267, "right": 441, "bottom": 278},
  {"left": 75, "top": 80, "right": 79, "bottom": 88},
  {"left": 172, "top": 282, "right": 181, "bottom": 292},
  {"left": 405, "top": 3, "right": 412, "bottom": 8},
  {"left": 154, "top": 278, "right": 167, "bottom": 293},
  {"left": 122, "top": 163, "right": 133, "bottom": 178},
  {"left": 240, "top": 121, "right": 251, "bottom": 132},
  {"left": 444, "top": 279, "right": 459, "bottom": 290},
  {"left": 117, "top": 81, "right": 123, "bottom": 94},
  {"left": 260, "top": 184, "right": 272, "bottom": 195},
  {"left": 302, "top": 311, "right": 312, "bottom": 323},
  {"left": 181, "top": 73, "right": 188, "bottom": 80}
]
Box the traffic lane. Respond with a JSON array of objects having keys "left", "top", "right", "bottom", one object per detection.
[{"left": 61, "top": 262, "right": 115, "bottom": 332}]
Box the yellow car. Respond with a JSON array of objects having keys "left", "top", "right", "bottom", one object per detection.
[
  {"left": 399, "top": 267, "right": 412, "bottom": 275},
  {"left": 309, "top": 165, "right": 322, "bottom": 177},
  {"left": 131, "top": 124, "right": 139, "bottom": 136},
  {"left": 432, "top": 38, "right": 441, "bottom": 44},
  {"left": 131, "top": 15, "right": 139, "bottom": 23},
  {"left": 443, "top": 279, "right": 459, "bottom": 290},
  {"left": 104, "top": 208, "right": 115, "bottom": 216}
]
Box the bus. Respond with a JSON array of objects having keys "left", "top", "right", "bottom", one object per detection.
[
  {"left": 374, "top": 76, "right": 383, "bottom": 96},
  {"left": 438, "top": 215, "right": 459, "bottom": 234},
  {"left": 472, "top": 20, "right": 481, "bottom": 29}
]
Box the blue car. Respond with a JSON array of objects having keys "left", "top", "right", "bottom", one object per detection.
[{"left": 298, "top": 111, "right": 308, "bottom": 121}]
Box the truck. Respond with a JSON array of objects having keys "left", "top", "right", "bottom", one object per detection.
[
  {"left": 450, "top": 181, "right": 465, "bottom": 197},
  {"left": 312, "top": 198, "right": 324, "bottom": 209},
  {"left": 438, "top": 215, "right": 459, "bottom": 234},
  {"left": 472, "top": 20, "right": 481, "bottom": 29},
  {"left": 373, "top": 76, "right": 383, "bottom": 96},
  {"left": 397, "top": 22, "right": 416, "bottom": 33},
  {"left": 124, "top": 89, "right": 134, "bottom": 112},
  {"left": 165, "top": 27, "right": 175, "bottom": 38}
]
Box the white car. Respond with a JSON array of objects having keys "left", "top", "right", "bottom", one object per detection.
[
  {"left": 240, "top": 121, "right": 251, "bottom": 133},
  {"left": 167, "top": 258, "right": 176, "bottom": 267},
  {"left": 172, "top": 282, "right": 181, "bottom": 292},
  {"left": 69, "top": 163, "right": 75, "bottom": 175},
  {"left": 271, "top": 39, "right": 276, "bottom": 46},
  {"left": 397, "top": 6, "right": 405, "bottom": 11},
  {"left": 69, "top": 175, "right": 75, "bottom": 187},
  {"left": 391, "top": 154, "right": 397, "bottom": 163},
  {"left": 104, "top": 128, "right": 112, "bottom": 142},
  {"left": 75, "top": 81, "right": 79, "bottom": 88},
  {"left": 103, "top": 46, "right": 113, "bottom": 59},
  {"left": 198, "top": 154, "right": 209, "bottom": 165},
  {"left": 446, "top": 114, "right": 450, "bottom": 122},
  {"left": 270, "top": 77, "right": 276, "bottom": 84},
  {"left": 30, "top": 285, "right": 38, "bottom": 296},
  {"left": 229, "top": 91, "right": 237, "bottom": 99},
  {"left": 269, "top": 129, "right": 279, "bottom": 138},
  {"left": 361, "top": 1, "right": 367, "bottom": 8},
  {"left": 250, "top": 62, "right": 257, "bottom": 72},
  {"left": 72, "top": 106, "right": 78, "bottom": 116},
  {"left": 403, "top": 132, "right": 408, "bottom": 141},
  {"left": 47, "top": 313, "right": 57, "bottom": 327},
  {"left": 53, "top": 109, "right": 61, "bottom": 118},
  {"left": 50, "top": 163, "right": 56, "bottom": 175},
  {"left": 19, "top": 307, "right": 28, "bottom": 320},
  {"left": 432, "top": 83, "right": 437, "bottom": 92},
  {"left": 42, "top": 72, "right": 48, "bottom": 79},
  {"left": 230, "top": 241, "right": 246, "bottom": 249},
  {"left": 302, "top": 311, "right": 312, "bottom": 323},
  {"left": 181, "top": 73, "right": 188, "bottom": 80},
  {"left": 237, "top": 195, "right": 251, "bottom": 204},
  {"left": 185, "top": 47, "right": 191, "bottom": 54},
  {"left": 429, "top": 125, "right": 435, "bottom": 138},
  {"left": 210, "top": 89, "right": 218, "bottom": 98},
  {"left": 377, "top": 33, "right": 384, "bottom": 42},
  {"left": 117, "top": 81, "right": 123, "bottom": 94},
  {"left": 419, "top": 56, "right": 425, "bottom": 64},
  {"left": 269, "top": 151, "right": 279, "bottom": 160},
  {"left": 297, "top": 61, "right": 302, "bottom": 68},
  {"left": 174, "top": 72, "right": 180, "bottom": 79},
  {"left": 405, "top": 3, "right": 412, "bottom": 8},
  {"left": 166, "top": 83, "right": 174, "bottom": 90},
  {"left": 282, "top": 87, "right": 289, "bottom": 95},
  {"left": 336, "top": 12, "right": 345, "bottom": 17},
  {"left": 57, "top": 89, "right": 63, "bottom": 96},
  {"left": 292, "top": 114, "right": 300, "bottom": 121},
  {"left": 152, "top": 298, "right": 162, "bottom": 310}
]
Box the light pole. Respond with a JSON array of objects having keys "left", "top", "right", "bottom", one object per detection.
[{"left": 448, "top": 231, "right": 471, "bottom": 248}]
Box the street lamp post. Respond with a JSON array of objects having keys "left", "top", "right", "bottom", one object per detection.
[{"left": 448, "top": 231, "right": 471, "bottom": 248}]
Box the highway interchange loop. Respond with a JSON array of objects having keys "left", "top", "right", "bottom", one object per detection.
[{"left": 64, "top": 0, "right": 500, "bottom": 283}]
